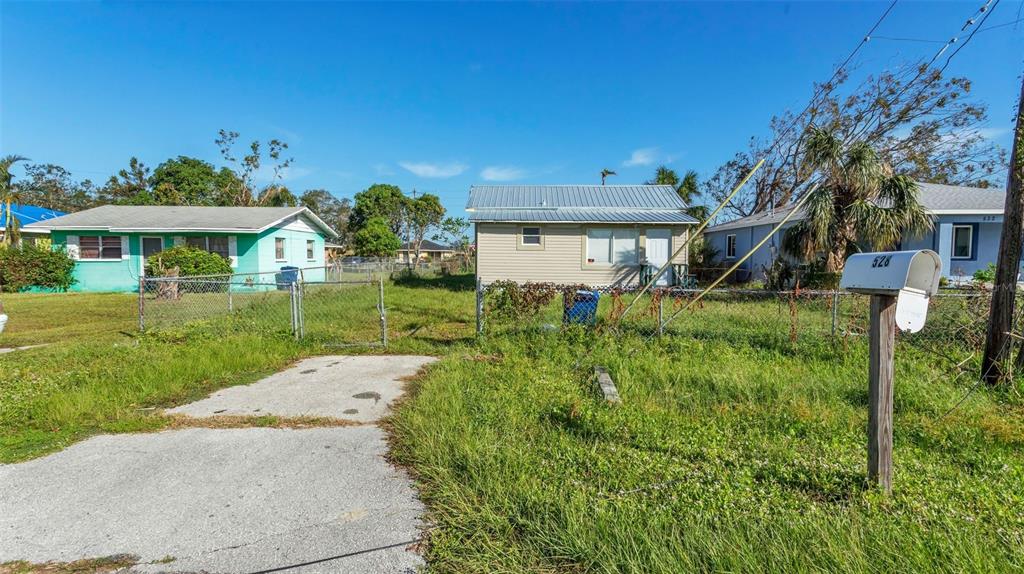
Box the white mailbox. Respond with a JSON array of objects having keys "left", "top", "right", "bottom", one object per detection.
[{"left": 840, "top": 250, "right": 942, "bottom": 333}]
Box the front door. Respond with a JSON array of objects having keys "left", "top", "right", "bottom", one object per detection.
[
  {"left": 141, "top": 237, "right": 163, "bottom": 275},
  {"left": 646, "top": 229, "right": 672, "bottom": 286}
]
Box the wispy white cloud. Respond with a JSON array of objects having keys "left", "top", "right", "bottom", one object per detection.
[
  {"left": 373, "top": 163, "right": 395, "bottom": 176},
  {"left": 480, "top": 165, "right": 528, "bottom": 181},
  {"left": 253, "top": 164, "right": 313, "bottom": 183},
  {"left": 399, "top": 161, "right": 468, "bottom": 178},
  {"left": 623, "top": 147, "right": 659, "bottom": 167}
]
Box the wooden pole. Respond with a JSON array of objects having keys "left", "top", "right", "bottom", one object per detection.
[
  {"left": 868, "top": 294, "right": 896, "bottom": 493},
  {"left": 982, "top": 76, "right": 1024, "bottom": 383}
]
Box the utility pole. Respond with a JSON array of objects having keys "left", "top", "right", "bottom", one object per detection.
[{"left": 981, "top": 75, "right": 1024, "bottom": 384}]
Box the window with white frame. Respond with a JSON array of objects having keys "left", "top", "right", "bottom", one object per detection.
[
  {"left": 521, "top": 226, "right": 542, "bottom": 246},
  {"left": 726, "top": 234, "right": 737, "bottom": 259},
  {"left": 79, "top": 236, "right": 122, "bottom": 260},
  {"left": 952, "top": 225, "right": 973, "bottom": 259},
  {"left": 184, "top": 236, "right": 230, "bottom": 260},
  {"left": 586, "top": 228, "right": 639, "bottom": 265},
  {"left": 306, "top": 239, "right": 315, "bottom": 260},
  {"left": 275, "top": 237, "right": 286, "bottom": 260}
]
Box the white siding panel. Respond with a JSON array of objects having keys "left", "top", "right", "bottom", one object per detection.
[{"left": 477, "top": 223, "right": 692, "bottom": 286}]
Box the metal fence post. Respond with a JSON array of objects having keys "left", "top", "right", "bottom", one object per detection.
[
  {"left": 475, "top": 277, "right": 484, "bottom": 336},
  {"left": 298, "top": 282, "right": 305, "bottom": 339},
  {"left": 657, "top": 294, "right": 664, "bottom": 337},
  {"left": 379, "top": 277, "right": 387, "bottom": 348},
  {"left": 138, "top": 277, "right": 145, "bottom": 332},
  {"left": 831, "top": 290, "right": 840, "bottom": 338},
  {"left": 289, "top": 282, "right": 299, "bottom": 340},
  {"left": 227, "top": 280, "right": 233, "bottom": 313}
]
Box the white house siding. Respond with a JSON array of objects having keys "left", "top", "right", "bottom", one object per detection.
[{"left": 476, "top": 223, "right": 689, "bottom": 286}]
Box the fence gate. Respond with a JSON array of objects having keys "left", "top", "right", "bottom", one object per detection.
[
  {"left": 139, "top": 274, "right": 386, "bottom": 348},
  {"left": 295, "top": 278, "right": 386, "bottom": 347}
]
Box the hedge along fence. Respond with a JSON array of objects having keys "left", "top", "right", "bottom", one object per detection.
[{"left": 0, "top": 244, "right": 77, "bottom": 292}]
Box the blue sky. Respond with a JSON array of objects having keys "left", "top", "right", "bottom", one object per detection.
[{"left": 2, "top": 1, "right": 1022, "bottom": 218}]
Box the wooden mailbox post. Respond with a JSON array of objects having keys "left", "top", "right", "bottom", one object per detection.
[{"left": 840, "top": 250, "right": 942, "bottom": 493}]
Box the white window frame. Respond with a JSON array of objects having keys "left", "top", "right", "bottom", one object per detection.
[
  {"left": 275, "top": 237, "right": 287, "bottom": 261},
  {"left": 306, "top": 239, "right": 316, "bottom": 261},
  {"left": 951, "top": 225, "right": 973, "bottom": 260},
  {"left": 78, "top": 235, "right": 124, "bottom": 261},
  {"left": 140, "top": 236, "right": 164, "bottom": 275},
  {"left": 519, "top": 226, "right": 543, "bottom": 248},
  {"left": 726, "top": 234, "right": 737, "bottom": 259},
  {"left": 585, "top": 228, "right": 640, "bottom": 266}
]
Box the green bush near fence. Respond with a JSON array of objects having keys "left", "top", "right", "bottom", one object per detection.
[
  {"left": 0, "top": 244, "right": 76, "bottom": 292},
  {"left": 146, "top": 245, "right": 232, "bottom": 277}
]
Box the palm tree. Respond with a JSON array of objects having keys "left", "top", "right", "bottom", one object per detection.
[
  {"left": 600, "top": 168, "right": 616, "bottom": 185},
  {"left": 783, "top": 128, "right": 932, "bottom": 272},
  {"left": 648, "top": 165, "right": 704, "bottom": 218},
  {"left": 1, "top": 155, "right": 30, "bottom": 246}
]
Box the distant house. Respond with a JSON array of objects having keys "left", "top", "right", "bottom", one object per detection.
[
  {"left": 396, "top": 239, "right": 456, "bottom": 264},
  {"left": 467, "top": 185, "right": 698, "bottom": 286},
  {"left": 24, "top": 205, "right": 337, "bottom": 292},
  {"left": 703, "top": 182, "right": 1007, "bottom": 282},
  {"left": 0, "top": 204, "right": 66, "bottom": 243}
]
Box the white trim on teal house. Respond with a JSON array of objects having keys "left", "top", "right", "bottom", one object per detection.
[
  {"left": 24, "top": 205, "right": 337, "bottom": 292},
  {"left": 703, "top": 182, "right": 1008, "bottom": 282}
]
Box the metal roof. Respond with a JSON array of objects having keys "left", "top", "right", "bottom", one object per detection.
[
  {"left": 24, "top": 205, "right": 338, "bottom": 237},
  {"left": 467, "top": 184, "right": 695, "bottom": 224},
  {"left": 399, "top": 239, "right": 456, "bottom": 251},
  {"left": 707, "top": 181, "right": 1006, "bottom": 233},
  {"left": 470, "top": 208, "right": 697, "bottom": 224}
]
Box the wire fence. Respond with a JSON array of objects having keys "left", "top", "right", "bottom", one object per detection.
[
  {"left": 474, "top": 280, "right": 1014, "bottom": 374},
  {"left": 139, "top": 268, "right": 387, "bottom": 348}
]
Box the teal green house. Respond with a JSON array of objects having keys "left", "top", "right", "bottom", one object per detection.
[{"left": 24, "top": 205, "right": 338, "bottom": 292}]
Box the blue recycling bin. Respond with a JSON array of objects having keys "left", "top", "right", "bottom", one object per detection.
[
  {"left": 564, "top": 290, "right": 600, "bottom": 325},
  {"left": 277, "top": 266, "right": 300, "bottom": 290}
]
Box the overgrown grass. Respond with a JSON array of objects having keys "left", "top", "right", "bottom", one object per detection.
[
  {"left": 389, "top": 310, "right": 1024, "bottom": 572},
  {"left": 0, "top": 277, "right": 476, "bottom": 462}
]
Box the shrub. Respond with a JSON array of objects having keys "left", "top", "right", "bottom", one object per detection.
[
  {"left": 0, "top": 244, "right": 76, "bottom": 292},
  {"left": 353, "top": 217, "right": 401, "bottom": 257},
  {"left": 972, "top": 263, "right": 996, "bottom": 284},
  {"left": 146, "top": 246, "right": 232, "bottom": 277},
  {"left": 762, "top": 257, "right": 795, "bottom": 290}
]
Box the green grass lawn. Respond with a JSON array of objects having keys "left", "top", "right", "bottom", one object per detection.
[
  {"left": 388, "top": 300, "right": 1024, "bottom": 573},
  {"left": 3, "top": 276, "right": 1022, "bottom": 572},
  {"left": 0, "top": 274, "right": 476, "bottom": 462}
]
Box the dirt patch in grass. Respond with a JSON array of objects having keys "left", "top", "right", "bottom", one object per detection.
[
  {"left": 158, "top": 413, "right": 363, "bottom": 430},
  {"left": 0, "top": 554, "right": 138, "bottom": 574}
]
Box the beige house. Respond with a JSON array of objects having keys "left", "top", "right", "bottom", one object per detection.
[
  {"left": 468, "top": 185, "right": 698, "bottom": 286},
  {"left": 396, "top": 240, "right": 456, "bottom": 264}
]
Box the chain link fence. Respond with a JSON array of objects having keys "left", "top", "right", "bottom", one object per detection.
[
  {"left": 474, "top": 280, "right": 1017, "bottom": 372},
  {"left": 139, "top": 266, "right": 387, "bottom": 347}
]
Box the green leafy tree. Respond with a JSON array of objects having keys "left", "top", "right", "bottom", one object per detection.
[
  {"left": 647, "top": 165, "right": 704, "bottom": 220},
  {"left": 782, "top": 128, "right": 933, "bottom": 272},
  {"left": 257, "top": 185, "right": 298, "bottom": 207},
  {"left": 349, "top": 184, "right": 406, "bottom": 235},
  {"left": 1, "top": 155, "right": 29, "bottom": 245},
  {"left": 433, "top": 216, "right": 470, "bottom": 252},
  {"left": 16, "top": 163, "right": 97, "bottom": 211},
  {"left": 352, "top": 216, "right": 400, "bottom": 257},
  {"left": 706, "top": 66, "right": 1005, "bottom": 218},
  {"left": 150, "top": 156, "right": 238, "bottom": 206},
  {"left": 300, "top": 189, "right": 352, "bottom": 245},
  {"left": 403, "top": 193, "right": 445, "bottom": 266},
  {"left": 101, "top": 157, "right": 152, "bottom": 204}
]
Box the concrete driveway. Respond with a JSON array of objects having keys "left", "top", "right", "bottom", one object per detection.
[{"left": 0, "top": 355, "right": 436, "bottom": 573}]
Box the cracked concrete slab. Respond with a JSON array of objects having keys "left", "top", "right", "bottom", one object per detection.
[
  {"left": 0, "top": 427, "right": 423, "bottom": 573},
  {"left": 166, "top": 355, "right": 436, "bottom": 423}
]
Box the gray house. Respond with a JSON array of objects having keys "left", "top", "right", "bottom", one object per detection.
[
  {"left": 468, "top": 185, "right": 698, "bottom": 286},
  {"left": 703, "top": 182, "right": 1006, "bottom": 282}
]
